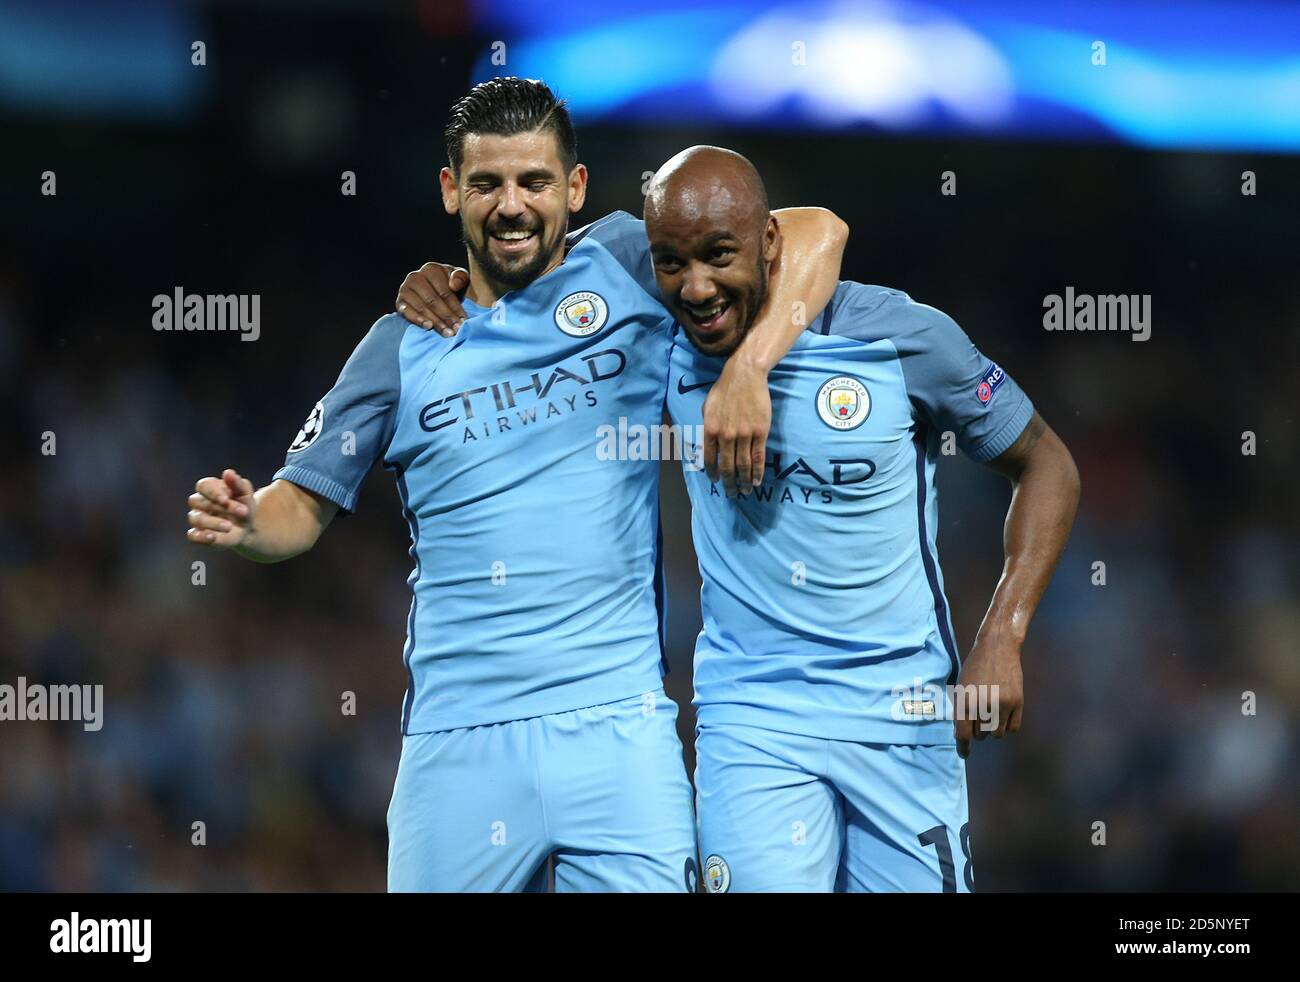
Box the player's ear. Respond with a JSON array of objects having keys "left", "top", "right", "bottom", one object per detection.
[
  {"left": 439, "top": 167, "right": 460, "bottom": 215},
  {"left": 763, "top": 214, "right": 781, "bottom": 264},
  {"left": 567, "top": 163, "right": 588, "bottom": 214}
]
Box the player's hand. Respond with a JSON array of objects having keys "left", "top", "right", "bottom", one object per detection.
[
  {"left": 952, "top": 633, "right": 1024, "bottom": 758},
  {"left": 702, "top": 358, "right": 771, "bottom": 491},
  {"left": 187, "top": 469, "right": 258, "bottom": 549},
  {"left": 395, "top": 262, "right": 470, "bottom": 337}
]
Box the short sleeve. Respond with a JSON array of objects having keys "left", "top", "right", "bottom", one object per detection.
[
  {"left": 566, "top": 210, "right": 658, "bottom": 300},
  {"left": 892, "top": 303, "right": 1034, "bottom": 462},
  {"left": 272, "top": 314, "right": 405, "bottom": 513}
]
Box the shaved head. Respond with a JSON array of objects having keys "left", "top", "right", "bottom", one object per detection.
[
  {"left": 643, "top": 146, "right": 780, "bottom": 356},
  {"left": 645, "top": 146, "right": 769, "bottom": 236}
]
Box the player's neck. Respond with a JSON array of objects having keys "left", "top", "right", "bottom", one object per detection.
[{"left": 464, "top": 251, "right": 567, "bottom": 309}]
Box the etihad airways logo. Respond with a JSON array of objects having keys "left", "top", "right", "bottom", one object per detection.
[
  {"left": 698, "top": 449, "right": 878, "bottom": 506},
  {"left": 419, "top": 348, "right": 626, "bottom": 445}
]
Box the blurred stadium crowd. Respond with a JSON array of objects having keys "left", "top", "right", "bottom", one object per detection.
[{"left": 1, "top": 10, "right": 1297, "bottom": 892}]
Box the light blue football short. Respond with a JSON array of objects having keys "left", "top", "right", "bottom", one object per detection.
[
  {"left": 695, "top": 722, "right": 973, "bottom": 893},
  {"left": 387, "top": 689, "right": 698, "bottom": 892}
]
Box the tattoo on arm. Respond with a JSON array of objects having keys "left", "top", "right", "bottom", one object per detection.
[
  {"left": 1019, "top": 412, "right": 1047, "bottom": 452},
  {"left": 988, "top": 411, "right": 1047, "bottom": 479}
]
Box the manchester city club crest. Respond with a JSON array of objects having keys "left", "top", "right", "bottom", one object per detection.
[
  {"left": 704, "top": 854, "right": 731, "bottom": 893},
  {"left": 287, "top": 400, "right": 324, "bottom": 453},
  {"left": 815, "top": 375, "right": 870, "bottom": 430},
  {"left": 553, "top": 291, "right": 609, "bottom": 337}
]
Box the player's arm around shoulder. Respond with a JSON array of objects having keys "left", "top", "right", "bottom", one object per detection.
[
  {"left": 187, "top": 470, "right": 339, "bottom": 563},
  {"left": 742, "top": 206, "right": 848, "bottom": 369},
  {"left": 702, "top": 207, "right": 850, "bottom": 488},
  {"left": 395, "top": 263, "right": 470, "bottom": 335}
]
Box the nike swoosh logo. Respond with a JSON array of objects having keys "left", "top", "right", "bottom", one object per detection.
[{"left": 677, "top": 375, "right": 715, "bottom": 394}]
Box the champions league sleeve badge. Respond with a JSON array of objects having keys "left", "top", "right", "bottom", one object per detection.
[
  {"left": 976, "top": 362, "right": 1006, "bottom": 405},
  {"left": 287, "top": 400, "right": 325, "bottom": 453},
  {"left": 815, "top": 375, "right": 870, "bottom": 430},
  {"left": 554, "top": 291, "right": 609, "bottom": 337}
]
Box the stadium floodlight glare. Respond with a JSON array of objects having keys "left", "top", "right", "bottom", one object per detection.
[
  {"left": 708, "top": 5, "right": 1015, "bottom": 128},
  {"left": 472, "top": 0, "right": 1300, "bottom": 150}
]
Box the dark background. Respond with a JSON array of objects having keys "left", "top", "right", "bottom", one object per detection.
[{"left": 1, "top": 2, "right": 1296, "bottom": 891}]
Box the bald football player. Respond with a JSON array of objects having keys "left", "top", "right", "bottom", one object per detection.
[{"left": 649, "top": 146, "right": 1078, "bottom": 892}]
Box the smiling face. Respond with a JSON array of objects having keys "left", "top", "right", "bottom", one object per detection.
[
  {"left": 440, "top": 130, "right": 586, "bottom": 300},
  {"left": 644, "top": 148, "right": 780, "bottom": 357}
]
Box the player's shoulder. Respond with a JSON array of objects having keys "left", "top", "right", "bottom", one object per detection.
[
  {"left": 364, "top": 311, "right": 422, "bottom": 344},
  {"left": 370, "top": 311, "right": 417, "bottom": 333},
  {"left": 322, "top": 313, "right": 409, "bottom": 403},
  {"left": 564, "top": 210, "right": 660, "bottom": 305},
  {"left": 567, "top": 210, "right": 644, "bottom": 251},
  {"left": 349, "top": 312, "right": 420, "bottom": 364},
  {"left": 821, "top": 281, "right": 962, "bottom": 349}
]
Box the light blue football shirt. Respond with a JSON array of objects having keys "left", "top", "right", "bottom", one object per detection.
[
  {"left": 273, "top": 212, "right": 675, "bottom": 734},
  {"left": 667, "top": 282, "right": 1034, "bottom": 744}
]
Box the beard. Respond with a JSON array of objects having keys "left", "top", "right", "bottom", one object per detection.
[{"left": 463, "top": 215, "right": 566, "bottom": 291}]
